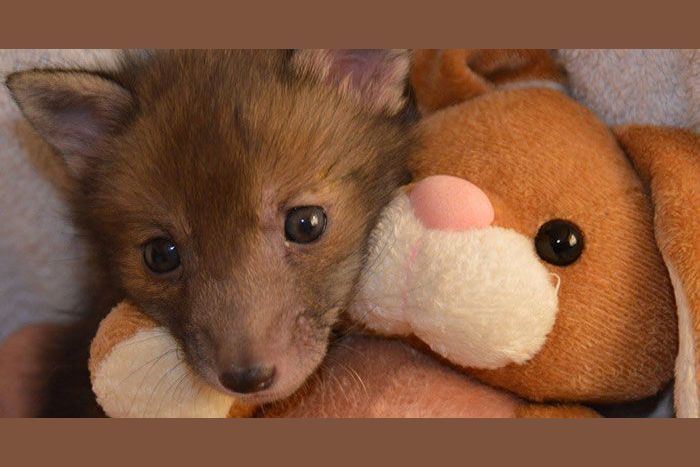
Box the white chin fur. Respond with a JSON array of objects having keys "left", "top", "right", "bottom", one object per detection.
[{"left": 350, "top": 194, "right": 559, "bottom": 370}]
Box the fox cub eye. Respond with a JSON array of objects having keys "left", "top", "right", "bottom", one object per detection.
[
  {"left": 143, "top": 237, "right": 181, "bottom": 273},
  {"left": 535, "top": 219, "right": 584, "bottom": 266},
  {"left": 285, "top": 206, "right": 327, "bottom": 244}
]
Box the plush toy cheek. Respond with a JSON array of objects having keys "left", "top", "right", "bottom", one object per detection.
[
  {"left": 409, "top": 175, "right": 494, "bottom": 231},
  {"left": 347, "top": 194, "right": 425, "bottom": 335}
]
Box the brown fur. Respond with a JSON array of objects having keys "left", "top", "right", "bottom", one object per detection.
[{"left": 7, "top": 50, "right": 413, "bottom": 415}]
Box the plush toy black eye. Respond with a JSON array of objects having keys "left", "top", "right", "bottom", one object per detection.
[
  {"left": 143, "top": 237, "right": 181, "bottom": 273},
  {"left": 535, "top": 219, "right": 584, "bottom": 266},
  {"left": 285, "top": 206, "right": 327, "bottom": 244}
]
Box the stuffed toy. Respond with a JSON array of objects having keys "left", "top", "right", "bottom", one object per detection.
[
  {"left": 89, "top": 49, "right": 699, "bottom": 418},
  {"left": 352, "top": 49, "right": 697, "bottom": 416}
]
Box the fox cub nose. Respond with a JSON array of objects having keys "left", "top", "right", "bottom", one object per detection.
[
  {"left": 219, "top": 365, "right": 276, "bottom": 394},
  {"left": 409, "top": 174, "right": 494, "bottom": 231}
]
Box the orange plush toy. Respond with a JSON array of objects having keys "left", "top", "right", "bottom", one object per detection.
[{"left": 348, "top": 49, "right": 699, "bottom": 416}]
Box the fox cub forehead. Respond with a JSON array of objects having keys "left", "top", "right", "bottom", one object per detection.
[
  {"left": 7, "top": 49, "right": 413, "bottom": 195},
  {"left": 7, "top": 48, "right": 413, "bottom": 250}
]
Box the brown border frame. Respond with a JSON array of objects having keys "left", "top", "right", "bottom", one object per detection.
[{"left": 1, "top": 1, "right": 698, "bottom": 464}]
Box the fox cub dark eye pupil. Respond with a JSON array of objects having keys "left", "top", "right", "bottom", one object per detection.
[
  {"left": 285, "top": 206, "right": 327, "bottom": 244},
  {"left": 144, "top": 237, "right": 181, "bottom": 273},
  {"left": 535, "top": 219, "right": 584, "bottom": 266}
]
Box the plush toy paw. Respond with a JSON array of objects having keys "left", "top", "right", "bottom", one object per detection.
[{"left": 89, "top": 301, "right": 254, "bottom": 418}]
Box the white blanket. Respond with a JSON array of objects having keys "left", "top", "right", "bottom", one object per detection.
[{"left": 0, "top": 50, "right": 122, "bottom": 341}]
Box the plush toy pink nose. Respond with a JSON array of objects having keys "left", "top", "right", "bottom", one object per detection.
[{"left": 409, "top": 175, "right": 494, "bottom": 231}]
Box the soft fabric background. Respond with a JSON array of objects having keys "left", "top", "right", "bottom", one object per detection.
[
  {"left": 0, "top": 50, "right": 122, "bottom": 342},
  {"left": 557, "top": 49, "right": 699, "bottom": 132}
]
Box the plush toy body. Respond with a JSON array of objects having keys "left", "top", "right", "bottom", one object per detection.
[{"left": 89, "top": 50, "right": 700, "bottom": 417}]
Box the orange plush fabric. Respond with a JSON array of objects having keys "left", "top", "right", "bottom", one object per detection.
[
  {"left": 514, "top": 403, "right": 600, "bottom": 418},
  {"left": 411, "top": 49, "right": 566, "bottom": 115},
  {"left": 614, "top": 127, "right": 700, "bottom": 417}
]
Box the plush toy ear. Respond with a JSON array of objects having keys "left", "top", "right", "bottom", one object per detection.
[
  {"left": 5, "top": 70, "right": 135, "bottom": 177},
  {"left": 411, "top": 49, "right": 567, "bottom": 115},
  {"left": 292, "top": 49, "right": 411, "bottom": 116},
  {"left": 614, "top": 126, "right": 700, "bottom": 418}
]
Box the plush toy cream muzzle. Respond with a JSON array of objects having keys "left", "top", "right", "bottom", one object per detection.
[{"left": 351, "top": 179, "right": 559, "bottom": 370}]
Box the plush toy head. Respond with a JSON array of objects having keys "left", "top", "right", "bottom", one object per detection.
[{"left": 350, "top": 49, "right": 698, "bottom": 410}]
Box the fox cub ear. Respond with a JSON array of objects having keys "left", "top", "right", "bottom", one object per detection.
[
  {"left": 292, "top": 49, "right": 411, "bottom": 116},
  {"left": 6, "top": 70, "right": 135, "bottom": 177},
  {"left": 411, "top": 49, "right": 566, "bottom": 115},
  {"left": 614, "top": 125, "right": 700, "bottom": 418}
]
